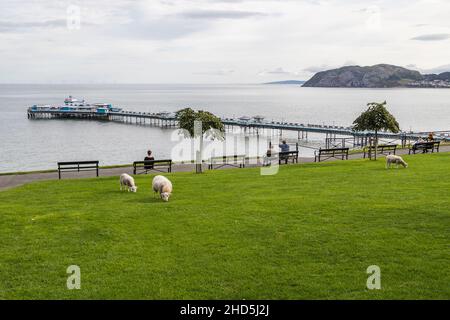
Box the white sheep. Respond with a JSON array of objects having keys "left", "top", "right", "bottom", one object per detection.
[
  {"left": 386, "top": 155, "right": 408, "bottom": 169},
  {"left": 120, "top": 173, "right": 138, "bottom": 192},
  {"left": 152, "top": 175, "right": 172, "bottom": 202}
]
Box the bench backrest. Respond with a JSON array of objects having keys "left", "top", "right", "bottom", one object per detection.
[
  {"left": 413, "top": 142, "right": 439, "bottom": 149},
  {"left": 58, "top": 161, "right": 99, "bottom": 169},
  {"left": 133, "top": 160, "right": 172, "bottom": 167},
  {"left": 319, "top": 148, "right": 349, "bottom": 154},
  {"left": 210, "top": 155, "right": 245, "bottom": 163},
  {"left": 366, "top": 144, "right": 397, "bottom": 150}
]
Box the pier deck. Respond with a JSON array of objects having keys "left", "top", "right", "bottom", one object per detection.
[{"left": 27, "top": 108, "right": 450, "bottom": 144}]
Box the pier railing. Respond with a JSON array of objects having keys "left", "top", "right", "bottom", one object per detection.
[{"left": 27, "top": 107, "right": 449, "bottom": 143}]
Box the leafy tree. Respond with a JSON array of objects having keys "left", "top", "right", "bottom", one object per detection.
[
  {"left": 176, "top": 108, "right": 225, "bottom": 172},
  {"left": 352, "top": 101, "right": 400, "bottom": 160}
]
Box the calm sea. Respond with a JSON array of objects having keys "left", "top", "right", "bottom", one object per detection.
[{"left": 0, "top": 84, "right": 449, "bottom": 173}]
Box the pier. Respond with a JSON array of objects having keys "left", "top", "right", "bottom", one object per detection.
[{"left": 27, "top": 107, "right": 450, "bottom": 148}]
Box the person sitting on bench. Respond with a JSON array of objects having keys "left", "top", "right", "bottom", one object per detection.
[
  {"left": 415, "top": 137, "right": 426, "bottom": 144},
  {"left": 263, "top": 146, "right": 274, "bottom": 166},
  {"left": 279, "top": 140, "right": 290, "bottom": 162},
  {"left": 144, "top": 150, "right": 154, "bottom": 169},
  {"left": 279, "top": 140, "right": 290, "bottom": 152}
]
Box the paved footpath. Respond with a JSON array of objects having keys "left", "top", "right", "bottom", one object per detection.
[{"left": 1, "top": 146, "right": 449, "bottom": 191}]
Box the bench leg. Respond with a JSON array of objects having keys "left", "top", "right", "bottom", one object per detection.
[{"left": 58, "top": 170, "right": 61, "bottom": 180}]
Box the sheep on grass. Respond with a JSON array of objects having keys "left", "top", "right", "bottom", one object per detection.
[
  {"left": 119, "top": 173, "right": 138, "bottom": 192},
  {"left": 386, "top": 155, "right": 408, "bottom": 169},
  {"left": 152, "top": 175, "right": 172, "bottom": 202}
]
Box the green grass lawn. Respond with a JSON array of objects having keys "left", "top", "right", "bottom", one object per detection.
[{"left": 0, "top": 153, "right": 449, "bottom": 299}]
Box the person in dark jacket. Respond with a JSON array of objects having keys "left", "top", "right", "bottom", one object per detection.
[
  {"left": 279, "top": 140, "right": 290, "bottom": 152},
  {"left": 144, "top": 150, "right": 154, "bottom": 169}
]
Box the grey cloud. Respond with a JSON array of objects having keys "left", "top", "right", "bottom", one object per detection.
[
  {"left": 411, "top": 33, "right": 450, "bottom": 41},
  {"left": 119, "top": 18, "right": 207, "bottom": 40},
  {"left": 113, "top": 4, "right": 269, "bottom": 41},
  {"left": 258, "top": 67, "right": 299, "bottom": 76},
  {"left": 112, "top": 5, "right": 210, "bottom": 41},
  {"left": 303, "top": 61, "right": 357, "bottom": 74},
  {"left": 261, "top": 67, "right": 294, "bottom": 75},
  {"left": 180, "top": 10, "right": 267, "bottom": 20},
  {"left": 117, "top": 8, "right": 269, "bottom": 41},
  {"left": 422, "top": 64, "right": 450, "bottom": 74},
  {"left": 303, "top": 64, "right": 331, "bottom": 73},
  {"left": 0, "top": 19, "right": 66, "bottom": 32}
]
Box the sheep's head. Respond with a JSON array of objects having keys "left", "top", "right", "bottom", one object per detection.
[
  {"left": 403, "top": 162, "right": 408, "bottom": 168},
  {"left": 130, "top": 186, "right": 138, "bottom": 192},
  {"left": 161, "top": 192, "right": 171, "bottom": 202}
]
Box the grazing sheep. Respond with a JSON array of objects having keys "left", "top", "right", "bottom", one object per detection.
[
  {"left": 120, "top": 173, "right": 138, "bottom": 192},
  {"left": 152, "top": 175, "right": 172, "bottom": 202},
  {"left": 386, "top": 155, "right": 408, "bottom": 169}
]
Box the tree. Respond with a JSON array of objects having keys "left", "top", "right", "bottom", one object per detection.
[
  {"left": 176, "top": 108, "right": 225, "bottom": 173},
  {"left": 352, "top": 101, "right": 400, "bottom": 160}
]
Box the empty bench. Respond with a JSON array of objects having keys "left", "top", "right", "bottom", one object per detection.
[
  {"left": 58, "top": 161, "right": 99, "bottom": 180},
  {"left": 409, "top": 141, "right": 440, "bottom": 154},
  {"left": 279, "top": 151, "right": 299, "bottom": 164},
  {"left": 133, "top": 159, "right": 172, "bottom": 174},
  {"left": 315, "top": 148, "right": 349, "bottom": 162},
  {"left": 364, "top": 144, "right": 397, "bottom": 159},
  {"left": 208, "top": 155, "right": 245, "bottom": 170}
]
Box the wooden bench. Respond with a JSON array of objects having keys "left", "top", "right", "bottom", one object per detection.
[
  {"left": 315, "top": 148, "right": 349, "bottom": 162},
  {"left": 364, "top": 144, "right": 397, "bottom": 159},
  {"left": 133, "top": 159, "right": 172, "bottom": 174},
  {"left": 279, "top": 151, "right": 299, "bottom": 164},
  {"left": 208, "top": 155, "right": 245, "bottom": 170},
  {"left": 57, "top": 161, "right": 99, "bottom": 180},
  {"left": 409, "top": 141, "right": 440, "bottom": 154}
]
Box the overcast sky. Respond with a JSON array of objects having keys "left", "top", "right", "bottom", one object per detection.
[{"left": 1, "top": 0, "right": 449, "bottom": 83}]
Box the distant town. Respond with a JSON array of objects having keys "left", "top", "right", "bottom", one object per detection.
[{"left": 407, "top": 79, "right": 450, "bottom": 88}]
